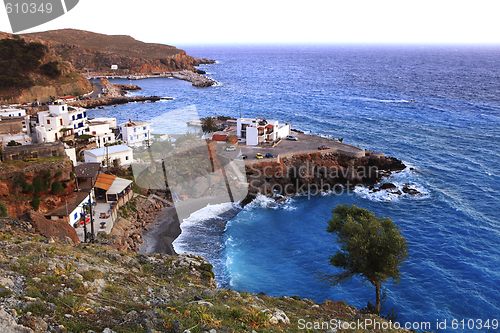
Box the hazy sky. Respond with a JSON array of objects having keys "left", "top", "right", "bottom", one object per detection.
[{"left": 1, "top": 0, "right": 499, "bottom": 45}]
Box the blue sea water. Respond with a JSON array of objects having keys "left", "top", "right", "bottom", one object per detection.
[{"left": 88, "top": 45, "right": 500, "bottom": 332}]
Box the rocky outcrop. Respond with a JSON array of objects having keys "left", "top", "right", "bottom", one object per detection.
[
  {"left": 172, "top": 70, "right": 216, "bottom": 87},
  {"left": 21, "top": 211, "right": 79, "bottom": 244},
  {"left": 0, "top": 156, "right": 74, "bottom": 216},
  {"left": 243, "top": 152, "right": 406, "bottom": 203}
]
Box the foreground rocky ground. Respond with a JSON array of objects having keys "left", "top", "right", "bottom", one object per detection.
[{"left": 0, "top": 218, "right": 417, "bottom": 333}]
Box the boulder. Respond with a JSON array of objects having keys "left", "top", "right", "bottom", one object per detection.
[
  {"left": 0, "top": 308, "right": 34, "bottom": 333},
  {"left": 23, "top": 211, "right": 79, "bottom": 244},
  {"left": 262, "top": 308, "right": 290, "bottom": 325},
  {"left": 380, "top": 183, "right": 397, "bottom": 190}
]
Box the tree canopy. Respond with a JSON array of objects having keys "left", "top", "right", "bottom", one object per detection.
[
  {"left": 322, "top": 204, "right": 409, "bottom": 315},
  {"left": 201, "top": 117, "right": 219, "bottom": 133}
]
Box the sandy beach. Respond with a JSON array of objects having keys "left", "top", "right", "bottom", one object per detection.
[{"left": 138, "top": 196, "right": 234, "bottom": 255}]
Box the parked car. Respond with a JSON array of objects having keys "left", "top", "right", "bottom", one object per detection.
[
  {"left": 318, "top": 145, "right": 330, "bottom": 150},
  {"left": 225, "top": 146, "right": 237, "bottom": 151},
  {"left": 265, "top": 153, "right": 274, "bottom": 158},
  {"left": 286, "top": 135, "right": 298, "bottom": 141},
  {"left": 256, "top": 153, "right": 263, "bottom": 159}
]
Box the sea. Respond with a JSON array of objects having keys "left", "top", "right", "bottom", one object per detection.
[{"left": 88, "top": 45, "right": 500, "bottom": 332}]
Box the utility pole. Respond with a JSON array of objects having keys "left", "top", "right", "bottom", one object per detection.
[
  {"left": 83, "top": 206, "right": 88, "bottom": 243},
  {"left": 89, "top": 196, "right": 95, "bottom": 243}
]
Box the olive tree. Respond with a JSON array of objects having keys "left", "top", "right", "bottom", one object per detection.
[{"left": 321, "top": 204, "right": 409, "bottom": 315}]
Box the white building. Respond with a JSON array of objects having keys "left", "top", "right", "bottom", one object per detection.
[
  {"left": 47, "top": 191, "right": 95, "bottom": 228},
  {"left": 236, "top": 117, "right": 291, "bottom": 146},
  {"left": 84, "top": 144, "right": 133, "bottom": 167},
  {"left": 0, "top": 108, "right": 26, "bottom": 118},
  {"left": 88, "top": 118, "right": 117, "bottom": 148},
  {"left": 119, "top": 119, "right": 152, "bottom": 147},
  {"left": 35, "top": 103, "right": 89, "bottom": 143},
  {"left": 0, "top": 109, "right": 31, "bottom": 145}
]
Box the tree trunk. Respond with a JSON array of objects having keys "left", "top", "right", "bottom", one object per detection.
[{"left": 375, "top": 281, "right": 381, "bottom": 315}]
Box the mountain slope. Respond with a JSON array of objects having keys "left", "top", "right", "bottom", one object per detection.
[
  {"left": 0, "top": 32, "right": 92, "bottom": 103},
  {"left": 24, "top": 29, "right": 214, "bottom": 74}
]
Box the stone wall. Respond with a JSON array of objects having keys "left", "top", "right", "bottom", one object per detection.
[{"left": 2, "top": 142, "right": 65, "bottom": 161}]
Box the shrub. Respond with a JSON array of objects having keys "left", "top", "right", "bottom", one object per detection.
[
  {"left": 54, "top": 171, "right": 62, "bottom": 178},
  {"left": 33, "top": 177, "right": 48, "bottom": 193},
  {"left": 39, "top": 61, "right": 61, "bottom": 78},
  {"left": 51, "top": 181, "right": 64, "bottom": 195},
  {"left": 31, "top": 195, "right": 40, "bottom": 211},
  {"left": 7, "top": 140, "right": 21, "bottom": 146},
  {"left": 199, "top": 263, "right": 215, "bottom": 279},
  {"left": 0, "top": 202, "right": 8, "bottom": 217}
]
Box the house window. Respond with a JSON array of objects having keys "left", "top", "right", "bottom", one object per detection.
[
  {"left": 72, "top": 115, "right": 75, "bottom": 120},
  {"left": 18, "top": 113, "right": 21, "bottom": 116},
  {"left": 136, "top": 135, "right": 138, "bottom": 139},
  {"left": 62, "top": 106, "right": 65, "bottom": 111},
  {"left": 143, "top": 126, "right": 146, "bottom": 130},
  {"left": 130, "top": 136, "right": 133, "bottom": 141},
  {"left": 47, "top": 119, "right": 50, "bottom": 124},
  {"left": 125, "top": 155, "right": 129, "bottom": 160},
  {"left": 144, "top": 133, "right": 147, "bottom": 137},
  {"left": 74, "top": 212, "right": 78, "bottom": 220},
  {"left": 134, "top": 128, "right": 136, "bottom": 132},
  {"left": 84, "top": 112, "right": 87, "bottom": 117},
  {"left": 60, "top": 119, "right": 63, "bottom": 126},
  {"left": 52, "top": 150, "right": 58, "bottom": 157}
]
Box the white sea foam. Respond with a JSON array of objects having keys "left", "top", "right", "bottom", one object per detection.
[
  {"left": 354, "top": 167, "right": 430, "bottom": 202},
  {"left": 246, "top": 193, "right": 297, "bottom": 211},
  {"left": 181, "top": 202, "right": 236, "bottom": 225}
]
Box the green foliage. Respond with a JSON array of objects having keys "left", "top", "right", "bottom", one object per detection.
[
  {"left": 201, "top": 116, "right": 219, "bottom": 133},
  {"left": 14, "top": 176, "right": 34, "bottom": 194},
  {"left": 31, "top": 195, "right": 40, "bottom": 211},
  {"left": 70, "top": 171, "right": 75, "bottom": 180},
  {"left": 39, "top": 169, "right": 51, "bottom": 179},
  {"left": 0, "top": 38, "right": 47, "bottom": 89},
  {"left": 199, "top": 263, "right": 215, "bottom": 279},
  {"left": 322, "top": 204, "right": 409, "bottom": 315},
  {"left": 54, "top": 171, "right": 63, "bottom": 178},
  {"left": 33, "top": 177, "right": 50, "bottom": 193},
  {"left": 7, "top": 140, "right": 21, "bottom": 146},
  {"left": 39, "top": 61, "right": 61, "bottom": 78},
  {"left": 51, "top": 181, "right": 64, "bottom": 194},
  {"left": 0, "top": 202, "right": 8, "bottom": 217}
]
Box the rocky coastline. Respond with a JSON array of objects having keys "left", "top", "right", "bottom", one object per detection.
[
  {"left": 242, "top": 151, "right": 410, "bottom": 205},
  {"left": 71, "top": 95, "right": 167, "bottom": 109}
]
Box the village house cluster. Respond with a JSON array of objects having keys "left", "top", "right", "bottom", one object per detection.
[{"left": 0, "top": 99, "right": 152, "bottom": 242}]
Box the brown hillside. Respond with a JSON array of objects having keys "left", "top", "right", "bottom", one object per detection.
[
  {"left": 23, "top": 29, "right": 213, "bottom": 74},
  {"left": 0, "top": 32, "right": 93, "bottom": 104}
]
